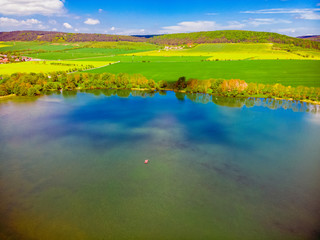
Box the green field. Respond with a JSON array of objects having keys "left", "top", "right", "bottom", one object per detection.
[
  {"left": 0, "top": 41, "right": 160, "bottom": 60},
  {"left": 0, "top": 41, "right": 85, "bottom": 52},
  {"left": 0, "top": 61, "right": 114, "bottom": 75},
  {"left": 26, "top": 48, "right": 151, "bottom": 60},
  {"left": 74, "top": 56, "right": 209, "bottom": 62},
  {"left": 1, "top": 41, "right": 320, "bottom": 88},
  {"left": 86, "top": 60, "right": 320, "bottom": 87},
  {"left": 127, "top": 43, "right": 320, "bottom": 60}
]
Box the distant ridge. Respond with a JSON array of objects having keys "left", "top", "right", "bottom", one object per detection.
[
  {"left": 297, "top": 35, "right": 320, "bottom": 42},
  {"left": 0, "top": 30, "right": 319, "bottom": 49},
  {"left": 131, "top": 34, "right": 162, "bottom": 38},
  {"left": 149, "top": 30, "right": 320, "bottom": 49},
  {"left": 0, "top": 30, "right": 147, "bottom": 42}
]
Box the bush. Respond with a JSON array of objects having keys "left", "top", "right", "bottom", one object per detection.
[
  {"left": 27, "top": 87, "right": 37, "bottom": 96},
  {"left": 0, "top": 85, "right": 8, "bottom": 96}
]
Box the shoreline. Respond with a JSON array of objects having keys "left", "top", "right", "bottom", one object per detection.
[
  {"left": 0, "top": 94, "right": 16, "bottom": 99},
  {"left": 2, "top": 89, "right": 320, "bottom": 106}
]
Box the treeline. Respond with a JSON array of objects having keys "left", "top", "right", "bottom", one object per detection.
[
  {"left": 149, "top": 30, "right": 320, "bottom": 50},
  {"left": 0, "top": 31, "right": 147, "bottom": 42},
  {"left": 0, "top": 72, "right": 320, "bottom": 103}
]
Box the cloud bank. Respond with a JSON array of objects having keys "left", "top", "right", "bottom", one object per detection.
[{"left": 0, "top": 0, "right": 65, "bottom": 16}]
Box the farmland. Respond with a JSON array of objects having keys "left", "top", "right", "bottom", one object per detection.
[
  {"left": 27, "top": 48, "right": 151, "bottom": 60},
  {"left": 0, "top": 60, "right": 114, "bottom": 75},
  {"left": 0, "top": 41, "right": 86, "bottom": 52},
  {"left": 0, "top": 41, "right": 159, "bottom": 60},
  {"left": 1, "top": 36, "right": 320, "bottom": 88},
  {"left": 87, "top": 60, "right": 320, "bottom": 87},
  {"left": 125, "top": 43, "right": 320, "bottom": 60}
]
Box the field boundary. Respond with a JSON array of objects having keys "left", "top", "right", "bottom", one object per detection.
[
  {"left": 63, "top": 55, "right": 119, "bottom": 61},
  {"left": 80, "top": 61, "right": 120, "bottom": 72}
]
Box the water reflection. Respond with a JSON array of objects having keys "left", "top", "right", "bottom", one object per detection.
[
  {"left": 1, "top": 89, "right": 319, "bottom": 114},
  {"left": 77, "top": 89, "right": 320, "bottom": 114}
]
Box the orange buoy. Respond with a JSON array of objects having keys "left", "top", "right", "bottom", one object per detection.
[{"left": 144, "top": 159, "right": 149, "bottom": 164}]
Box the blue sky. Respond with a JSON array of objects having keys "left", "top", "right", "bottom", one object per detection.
[{"left": 0, "top": 0, "right": 319, "bottom": 36}]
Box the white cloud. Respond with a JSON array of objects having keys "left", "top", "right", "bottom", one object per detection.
[
  {"left": 241, "top": 8, "right": 320, "bottom": 14},
  {"left": 241, "top": 8, "right": 320, "bottom": 20},
  {"left": 63, "top": 22, "right": 72, "bottom": 29},
  {"left": 296, "top": 11, "right": 320, "bottom": 20},
  {"left": 277, "top": 28, "right": 296, "bottom": 33},
  {"left": 84, "top": 18, "right": 100, "bottom": 25},
  {"left": 0, "top": 0, "right": 65, "bottom": 16},
  {"left": 112, "top": 28, "right": 149, "bottom": 35},
  {"left": 245, "top": 18, "right": 292, "bottom": 26},
  {"left": 52, "top": 28, "right": 58, "bottom": 31},
  {"left": 74, "top": 28, "right": 79, "bottom": 32},
  {"left": 223, "top": 21, "right": 246, "bottom": 29},
  {"left": 98, "top": 9, "right": 103, "bottom": 13},
  {"left": 271, "top": 26, "right": 320, "bottom": 37},
  {"left": 160, "top": 21, "right": 219, "bottom": 33},
  {"left": 206, "top": 13, "right": 218, "bottom": 16},
  {"left": 0, "top": 17, "right": 41, "bottom": 27},
  {"left": 159, "top": 20, "right": 245, "bottom": 34}
]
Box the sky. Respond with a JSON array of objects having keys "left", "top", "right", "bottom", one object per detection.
[{"left": 0, "top": 0, "right": 319, "bottom": 36}]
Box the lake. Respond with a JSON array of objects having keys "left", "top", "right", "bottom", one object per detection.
[{"left": 0, "top": 90, "right": 319, "bottom": 240}]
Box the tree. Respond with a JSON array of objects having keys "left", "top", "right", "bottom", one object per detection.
[{"left": 174, "top": 76, "right": 186, "bottom": 90}]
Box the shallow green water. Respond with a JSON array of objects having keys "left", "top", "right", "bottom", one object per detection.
[{"left": 0, "top": 90, "right": 320, "bottom": 240}]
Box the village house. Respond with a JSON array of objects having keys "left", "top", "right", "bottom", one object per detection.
[
  {"left": 0, "top": 55, "right": 32, "bottom": 64},
  {"left": 164, "top": 45, "right": 184, "bottom": 50},
  {"left": 0, "top": 58, "right": 9, "bottom": 64}
]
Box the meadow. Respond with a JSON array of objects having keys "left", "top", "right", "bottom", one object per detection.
[
  {"left": 74, "top": 56, "right": 209, "bottom": 62},
  {"left": 126, "top": 43, "right": 320, "bottom": 60},
  {"left": 26, "top": 48, "right": 149, "bottom": 60},
  {"left": 0, "top": 41, "right": 159, "bottom": 60},
  {"left": 87, "top": 60, "right": 320, "bottom": 87},
  {"left": 0, "top": 41, "right": 85, "bottom": 52},
  {"left": 0, "top": 60, "right": 114, "bottom": 75}
]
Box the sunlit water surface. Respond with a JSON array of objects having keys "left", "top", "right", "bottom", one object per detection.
[{"left": 0, "top": 90, "right": 319, "bottom": 240}]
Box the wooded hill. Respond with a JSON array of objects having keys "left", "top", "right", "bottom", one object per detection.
[
  {"left": 0, "top": 31, "right": 146, "bottom": 42},
  {"left": 0, "top": 30, "right": 319, "bottom": 49},
  {"left": 149, "top": 30, "right": 320, "bottom": 49}
]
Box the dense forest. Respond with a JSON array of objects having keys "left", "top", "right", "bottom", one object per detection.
[
  {"left": 1, "top": 72, "right": 319, "bottom": 103},
  {"left": 1, "top": 30, "right": 319, "bottom": 50}
]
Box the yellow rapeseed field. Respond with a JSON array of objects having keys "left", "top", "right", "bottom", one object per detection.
[
  {"left": 125, "top": 43, "right": 320, "bottom": 60},
  {"left": 0, "top": 60, "right": 115, "bottom": 75},
  {"left": 0, "top": 42, "right": 10, "bottom": 48}
]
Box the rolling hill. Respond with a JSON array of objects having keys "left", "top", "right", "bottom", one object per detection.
[
  {"left": 0, "top": 30, "right": 319, "bottom": 50},
  {"left": 149, "top": 30, "right": 320, "bottom": 49},
  {"left": 0, "top": 31, "right": 147, "bottom": 42}
]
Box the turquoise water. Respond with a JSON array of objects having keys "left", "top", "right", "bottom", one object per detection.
[{"left": 0, "top": 90, "right": 319, "bottom": 240}]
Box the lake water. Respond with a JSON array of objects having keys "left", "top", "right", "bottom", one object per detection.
[{"left": 0, "top": 90, "right": 320, "bottom": 240}]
